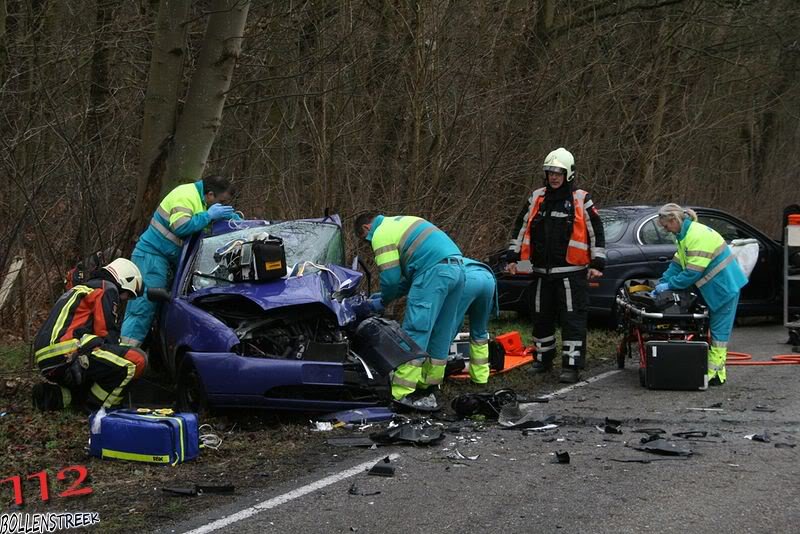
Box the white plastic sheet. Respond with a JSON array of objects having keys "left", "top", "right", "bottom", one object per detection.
[{"left": 729, "top": 238, "right": 759, "bottom": 279}]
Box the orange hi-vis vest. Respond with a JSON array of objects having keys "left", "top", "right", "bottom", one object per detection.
[{"left": 519, "top": 188, "right": 591, "bottom": 266}]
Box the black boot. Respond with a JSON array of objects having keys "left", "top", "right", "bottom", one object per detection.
[
  {"left": 527, "top": 360, "right": 553, "bottom": 375},
  {"left": 32, "top": 383, "right": 67, "bottom": 411},
  {"left": 559, "top": 367, "right": 579, "bottom": 384}
]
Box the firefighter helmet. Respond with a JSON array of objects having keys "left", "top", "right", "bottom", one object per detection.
[
  {"left": 103, "top": 258, "right": 143, "bottom": 298},
  {"left": 543, "top": 147, "right": 575, "bottom": 182}
]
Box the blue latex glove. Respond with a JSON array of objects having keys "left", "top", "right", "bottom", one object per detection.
[
  {"left": 368, "top": 296, "right": 384, "bottom": 314},
  {"left": 207, "top": 203, "right": 235, "bottom": 221},
  {"left": 653, "top": 282, "right": 670, "bottom": 295},
  {"left": 230, "top": 211, "right": 243, "bottom": 221},
  {"left": 369, "top": 292, "right": 382, "bottom": 301}
]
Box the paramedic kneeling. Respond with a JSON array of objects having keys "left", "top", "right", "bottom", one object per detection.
[{"left": 654, "top": 203, "right": 747, "bottom": 386}]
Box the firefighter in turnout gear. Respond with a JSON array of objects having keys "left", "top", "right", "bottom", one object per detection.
[
  {"left": 504, "top": 148, "right": 606, "bottom": 383},
  {"left": 33, "top": 258, "right": 148, "bottom": 410},
  {"left": 120, "top": 175, "right": 238, "bottom": 347},
  {"left": 654, "top": 203, "right": 747, "bottom": 386},
  {"left": 355, "top": 213, "right": 465, "bottom": 410}
]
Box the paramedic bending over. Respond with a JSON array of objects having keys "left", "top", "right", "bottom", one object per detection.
[{"left": 653, "top": 203, "right": 747, "bottom": 386}]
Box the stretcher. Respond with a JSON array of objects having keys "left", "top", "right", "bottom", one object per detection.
[
  {"left": 447, "top": 331, "right": 535, "bottom": 381},
  {"left": 615, "top": 280, "right": 709, "bottom": 387}
]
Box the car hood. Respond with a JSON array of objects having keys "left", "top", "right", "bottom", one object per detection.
[{"left": 187, "top": 264, "right": 364, "bottom": 326}]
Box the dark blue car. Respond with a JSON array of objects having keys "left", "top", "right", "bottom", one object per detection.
[
  {"left": 493, "top": 205, "right": 789, "bottom": 323},
  {"left": 148, "top": 216, "right": 410, "bottom": 412}
]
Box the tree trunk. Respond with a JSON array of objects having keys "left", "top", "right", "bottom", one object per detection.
[
  {"left": 125, "top": 0, "right": 190, "bottom": 253},
  {"left": 0, "top": 0, "right": 7, "bottom": 80},
  {"left": 77, "top": 0, "right": 114, "bottom": 259},
  {"left": 163, "top": 0, "right": 250, "bottom": 194}
]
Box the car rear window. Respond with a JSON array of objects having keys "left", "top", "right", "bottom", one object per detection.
[{"left": 598, "top": 209, "right": 628, "bottom": 243}]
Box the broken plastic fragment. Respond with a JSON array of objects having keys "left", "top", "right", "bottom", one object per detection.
[
  {"left": 320, "top": 407, "right": 396, "bottom": 425},
  {"left": 369, "top": 421, "right": 445, "bottom": 445},
  {"left": 744, "top": 431, "right": 770, "bottom": 443},
  {"left": 368, "top": 456, "right": 395, "bottom": 477},
  {"left": 753, "top": 405, "right": 776, "bottom": 413},
  {"left": 633, "top": 438, "right": 693, "bottom": 456},
  {"left": 553, "top": 451, "right": 570, "bottom": 464},
  {"left": 348, "top": 483, "right": 381, "bottom": 496},
  {"left": 446, "top": 449, "right": 480, "bottom": 461},
  {"left": 521, "top": 424, "right": 558, "bottom": 436},
  {"left": 672, "top": 431, "right": 708, "bottom": 439},
  {"left": 327, "top": 437, "right": 376, "bottom": 448}
]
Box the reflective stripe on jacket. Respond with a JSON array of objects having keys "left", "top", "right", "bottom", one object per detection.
[
  {"left": 366, "top": 215, "right": 462, "bottom": 303},
  {"left": 135, "top": 181, "right": 210, "bottom": 262},
  {"left": 661, "top": 219, "right": 747, "bottom": 310},
  {"left": 517, "top": 187, "right": 593, "bottom": 267},
  {"left": 33, "top": 280, "right": 122, "bottom": 354}
]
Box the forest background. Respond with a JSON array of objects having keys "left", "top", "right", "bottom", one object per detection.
[{"left": 1, "top": 0, "right": 798, "bottom": 338}]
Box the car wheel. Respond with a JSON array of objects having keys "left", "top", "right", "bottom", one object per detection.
[{"left": 176, "top": 362, "right": 211, "bottom": 415}]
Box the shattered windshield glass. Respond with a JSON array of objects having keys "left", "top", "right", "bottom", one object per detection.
[{"left": 191, "top": 220, "right": 344, "bottom": 290}]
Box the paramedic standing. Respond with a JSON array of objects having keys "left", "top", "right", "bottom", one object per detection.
[
  {"left": 504, "top": 147, "right": 606, "bottom": 383},
  {"left": 120, "top": 176, "right": 238, "bottom": 347},
  {"left": 355, "top": 213, "right": 465, "bottom": 409},
  {"left": 452, "top": 258, "right": 498, "bottom": 385},
  {"left": 653, "top": 203, "right": 747, "bottom": 386},
  {"left": 33, "top": 259, "right": 147, "bottom": 410}
]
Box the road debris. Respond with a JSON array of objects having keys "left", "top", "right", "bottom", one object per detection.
[
  {"left": 368, "top": 456, "right": 395, "bottom": 477},
  {"left": 445, "top": 449, "right": 480, "bottom": 461},
  {"left": 348, "top": 483, "right": 381, "bottom": 496},
  {"left": 633, "top": 438, "right": 693, "bottom": 457},
  {"left": 744, "top": 431, "right": 770, "bottom": 443},
  {"left": 326, "top": 437, "right": 377, "bottom": 448},
  {"left": 320, "top": 407, "right": 396, "bottom": 425},
  {"left": 162, "top": 484, "right": 235, "bottom": 497},
  {"left": 553, "top": 451, "right": 570, "bottom": 464},
  {"left": 370, "top": 420, "right": 444, "bottom": 445}
]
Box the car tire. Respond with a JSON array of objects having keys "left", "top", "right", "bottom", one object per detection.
[{"left": 176, "top": 362, "right": 211, "bottom": 415}]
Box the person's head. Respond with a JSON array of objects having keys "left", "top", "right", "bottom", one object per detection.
[
  {"left": 657, "top": 203, "right": 697, "bottom": 234},
  {"left": 203, "top": 175, "right": 235, "bottom": 206},
  {"left": 354, "top": 212, "right": 377, "bottom": 241},
  {"left": 542, "top": 147, "right": 575, "bottom": 189},
  {"left": 102, "top": 258, "right": 143, "bottom": 301}
]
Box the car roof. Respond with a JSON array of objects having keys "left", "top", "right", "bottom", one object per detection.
[{"left": 600, "top": 204, "right": 734, "bottom": 217}]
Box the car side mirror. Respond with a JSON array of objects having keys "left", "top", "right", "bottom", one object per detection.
[{"left": 147, "top": 287, "right": 172, "bottom": 303}]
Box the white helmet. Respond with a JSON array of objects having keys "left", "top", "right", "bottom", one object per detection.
[
  {"left": 103, "top": 258, "right": 143, "bottom": 298},
  {"left": 543, "top": 147, "right": 575, "bottom": 182}
]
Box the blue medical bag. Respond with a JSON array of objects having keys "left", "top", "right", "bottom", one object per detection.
[{"left": 89, "top": 409, "right": 199, "bottom": 465}]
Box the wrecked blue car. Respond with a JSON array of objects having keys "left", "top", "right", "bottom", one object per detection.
[{"left": 148, "top": 216, "right": 420, "bottom": 412}]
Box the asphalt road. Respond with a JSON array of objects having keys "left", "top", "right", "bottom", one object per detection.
[{"left": 165, "top": 324, "right": 800, "bottom": 534}]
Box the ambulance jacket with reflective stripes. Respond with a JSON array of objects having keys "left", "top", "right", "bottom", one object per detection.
[
  {"left": 505, "top": 184, "right": 606, "bottom": 275},
  {"left": 135, "top": 181, "right": 210, "bottom": 263},
  {"left": 34, "top": 279, "right": 123, "bottom": 352},
  {"left": 366, "top": 215, "right": 462, "bottom": 303},
  {"left": 660, "top": 218, "right": 747, "bottom": 311}
]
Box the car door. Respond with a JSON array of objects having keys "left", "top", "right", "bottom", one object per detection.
[{"left": 694, "top": 211, "right": 777, "bottom": 305}]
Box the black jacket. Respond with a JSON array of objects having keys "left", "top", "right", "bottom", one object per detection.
[{"left": 506, "top": 183, "right": 606, "bottom": 275}]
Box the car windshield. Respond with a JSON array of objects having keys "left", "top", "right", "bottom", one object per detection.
[
  {"left": 598, "top": 209, "right": 629, "bottom": 243},
  {"left": 190, "top": 220, "right": 344, "bottom": 290}
]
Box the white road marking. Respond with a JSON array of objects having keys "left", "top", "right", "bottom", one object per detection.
[
  {"left": 183, "top": 453, "right": 400, "bottom": 534},
  {"left": 540, "top": 369, "right": 621, "bottom": 399}
]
